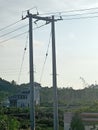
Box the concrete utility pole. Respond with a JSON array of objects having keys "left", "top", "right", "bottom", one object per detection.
[
  {"left": 51, "top": 16, "right": 59, "bottom": 130},
  {"left": 28, "top": 12, "right": 35, "bottom": 130},
  {"left": 22, "top": 11, "right": 60, "bottom": 130}
]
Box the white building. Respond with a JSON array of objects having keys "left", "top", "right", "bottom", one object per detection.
[{"left": 9, "top": 82, "right": 41, "bottom": 107}]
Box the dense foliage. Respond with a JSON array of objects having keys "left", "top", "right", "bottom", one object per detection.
[
  {"left": 0, "top": 107, "right": 63, "bottom": 130},
  {"left": 1, "top": 77, "right": 98, "bottom": 107},
  {"left": 40, "top": 85, "right": 98, "bottom": 110},
  {"left": 71, "top": 113, "right": 85, "bottom": 130},
  {"left": 1, "top": 78, "right": 98, "bottom": 129},
  {"left": 0, "top": 114, "right": 20, "bottom": 130}
]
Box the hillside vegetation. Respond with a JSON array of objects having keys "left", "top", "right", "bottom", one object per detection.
[
  {"left": 1, "top": 78, "right": 98, "bottom": 129},
  {"left": 1, "top": 77, "right": 98, "bottom": 107}
]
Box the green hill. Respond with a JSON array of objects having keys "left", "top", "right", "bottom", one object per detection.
[
  {"left": 0, "top": 78, "right": 22, "bottom": 102},
  {"left": 1, "top": 77, "right": 98, "bottom": 108}
]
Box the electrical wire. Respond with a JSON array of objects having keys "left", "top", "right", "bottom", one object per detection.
[
  {"left": 17, "top": 33, "right": 28, "bottom": 84},
  {"left": 0, "top": 13, "right": 98, "bottom": 43},
  {"left": 0, "top": 19, "right": 22, "bottom": 32},
  {"left": 40, "top": 6, "right": 98, "bottom": 16},
  {"left": 39, "top": 30, "right": 52, "bottom": 83},
  {"left": 0, "top": 24, "right": 28, "bottom": 38},
  {"left": 56, "top": 11, "right": 98, "bottom": 18},
  {"left": 39, "top": 8, "right": 98, "bottom": 22},
  {"left": 1, "top": 9, "right": 98, "bottom": 44},
  {"left": 0, "top": 23, "right": 49, "bottom": 83},
  {"left": 0, "top": 23, "right": 49, "bottom": 44},
  {"left": 0, "top": 31, "right": 28, "bottom": 44},
  {"left": 0, "top": 6, "right": 98, "bottom": 32},
  {"left": 62, "top": 15, "right": 98, "bottom": 21}
]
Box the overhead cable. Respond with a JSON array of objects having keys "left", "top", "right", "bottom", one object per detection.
[
  {"left": 57, "top": 11, "right": 98, "bottom": 18},
  {"left": 0, "top": 24, "right": 28, "bottom": 38},
  {"left": 0, "top": 31, "right": 28, "bottom": 44},
  {"left": 0, "top": 23, "right": 48, "bottom": 44},
  {"left": 40, "top": 6, "right": 98, "bottom": 16},
  {"left": 62, "top": 15, "right": 98, "bottom": 21},
  {"left": 0, "top": 19, "right": 22, "bottom": 32}
]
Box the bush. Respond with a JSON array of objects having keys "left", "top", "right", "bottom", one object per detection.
[
  {"left": 0, "top": 115, "right": 20, "bottom": 130},
  {"left": 71, "top": 113, "right": 85, "bottom": 130}
]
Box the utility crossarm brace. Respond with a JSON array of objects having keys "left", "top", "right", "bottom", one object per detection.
[{"left": 22, "top": 11, "right": 61, "bottom": 23}]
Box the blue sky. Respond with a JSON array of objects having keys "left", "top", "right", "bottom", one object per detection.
[{"left": 1, "top": 0, "right": 98, "bottom": 89}]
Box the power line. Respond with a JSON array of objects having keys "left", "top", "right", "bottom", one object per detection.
[
  {"left": 39, "top": 30, "right": 51, "bottom": 83},
  {"left": 60, "top": 6, "right": 98, "bottom": 14},
  {"left": 0, "top": 24, "right": 28, "bottom": 38},
  {"left": 1, "top": 9, "right": 98, "bottom": 42},
  {"left": 0, "top": 23, "right": 48, "bottom": 44},
  {"left": 0, "top": 13, "right": 97, "bottom": 41},
  {"left": 57, "top": 11, "right": 98, "bottom": 18},
  {"left": 0, "top": 6, "right": 98, "bottom": 32},
  {"left": 0, "top": 19, "right": 22, "bottom": 32},
  {"left": 40, "top": 6, "right": 98, "bottom": 16},
  {"left": 62, "top": 15, "right": 98, "bottom": 21},
  {"left": 0, "top": 31, "right": 28, "bottom": 44}
]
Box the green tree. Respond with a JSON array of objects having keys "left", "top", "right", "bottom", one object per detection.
[
  {"left": 0, "top": 115, "right": 20, "bottom": 130},
  {"left": 11, "top": 80, "right": 16, "bottom": 85},
  {"left": 8, "top": 117, "right": 20, "bottom": 130},
  {"left": 0, "top": 115, "right": 8, "bottom": 130},
  {"left": 71, "top": 113, "right": 85, "bottom": 130}
]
